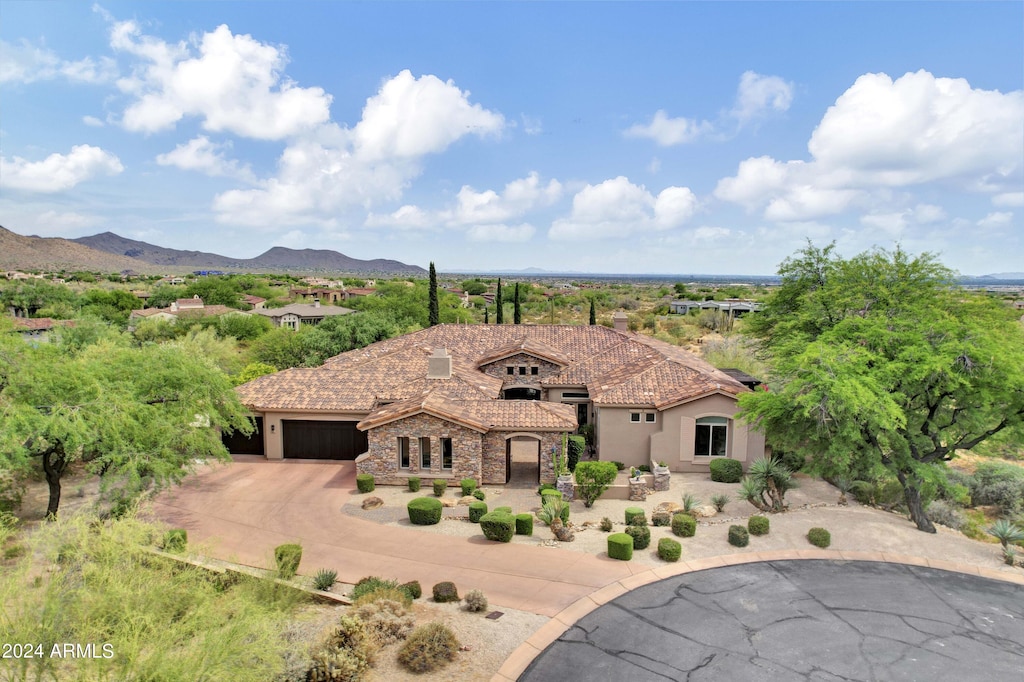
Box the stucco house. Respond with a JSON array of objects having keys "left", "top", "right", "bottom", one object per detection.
[
  {"left": 129, "top": 296, "right": 250, "bottom": 325},
  {"left": 252, "top": 301, "right": 355, "bottom": 330},
  {"left": 233, "top": 319, "right": 766, "bottom": 486}
]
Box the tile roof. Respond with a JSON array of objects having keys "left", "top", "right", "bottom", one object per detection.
[
  {"left": 357, "top": 391, "right": 576, "bottom": 432},
  {"left": 253, "top": 304, "right": 354, "bottom": 319}
]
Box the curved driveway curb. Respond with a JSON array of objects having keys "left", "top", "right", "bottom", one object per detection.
[{"left": 493, "top": 551, "right": 1024, "bottom": 681}]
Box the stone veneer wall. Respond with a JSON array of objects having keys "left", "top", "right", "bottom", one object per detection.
[
  {"left": 358, "top": 413, "right": 482, "bottom": 486},
  {"left": 480, "top": 430, "right": 565, "bottom": 485},
  {"left": 480, "top": 353, "right": 562, "bottom": 387}
]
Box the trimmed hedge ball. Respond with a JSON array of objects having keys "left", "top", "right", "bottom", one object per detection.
[
  {"left": 625, "top": 524, "right": 651, "bottom": 550},
  {"left": 515, "top": 513, "right": 533, "bottom": 536},
  {"left": 493, "top": 506, "right": 512, "bottom": 515},
  {"left": 748, "top": 515, "right": 770, "bottom": 536},
  {"left": 625, "top": 507, "right": 645, "bottom": 525},
  {"left": 672, "top": 513, "right": 696, "bottom": 537},
  {"left": 472, "top": 488, "right": 486, "bottom": 501},
  {"left": 356, "top": 474, "right": 376, "bottom": 493},
  {"left": 460, "top": 478, "right": 477, "bottom": 496},
  {"left": 807, "top": 527, "right": 832, "bottom": 548},
  {"left": 728, "top": 524, "right": 750, "bottom": 547},
  {"left": 433, "top": 479, "right": 447, "bottom": 496},
  {"left": 468, "top": 501, "right": 488, "bottom": 523},
  {"left": 658, "top": 537, "right": 682, "bottom": 562},
  {"left": 709, "top": 458, "right": 743, "bottom": 483},
  {"left": 480, "top": 512, "right": 515, "bottom": 543},
  {"left": 407, "top": 477, "right": 421, "bottom": 492},
  {"left": 432, "top": 581, "right": 459, "bottom": 603},
  {"left": 608, "top": 533, "right": 634, "bottom": 561},
  {"left": 408, "top": 497, "right": 443, "bottom": 525}
]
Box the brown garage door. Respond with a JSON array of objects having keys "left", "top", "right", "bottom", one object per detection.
[
  {"left": 282, "top": 420, "right": 367, "bottom": 460},
  {"left": 222, "top": 417, "right": 264, "bottom": 455}
]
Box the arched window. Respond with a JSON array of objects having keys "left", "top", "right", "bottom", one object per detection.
[{"left": 695, "top": 417, "right": 728, "bottom": 457}]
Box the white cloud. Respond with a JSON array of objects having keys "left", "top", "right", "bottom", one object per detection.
[
  {"left": 977, "top": 211, "right": 1013, "bottom": 229},
  {"left": 466, "top": 223, "right": 535, "bottom": 242},
  {"left": 992, "top": 192, "right": 1024, "bottom": 207},
  {"left": 692, "top": 226, "right": 731, "bottom": 241},
  {"left": 37, "top": 210, "right": 99, "bottom": 229},
  {"left": 365, "top": 205, "right": 434, "bottom": 230},
  {"left": 549, "top": 177, "right": 697, "bottom": 240},
  {"left": 156, "top": 136, "right": 254, "bottom": 181},
  {"left": 624, "top": 110, "right": 713, "bottom": 146},
  {"left": 520, "top": 114, "right": 543, "bottom": 135},
  {"left": 0, "top": 39, "right": 116, "bottom": 84},
  {"left": 445, "top": 172, "right": 561, "bottom": 225},
  {"left": 1, "top": 145, "right": 123, "bottom": 193},
  {"left": 730, "top": 71, "right": 794, "bottom": 123},
  {"left": 82, "top": 115, "right": 105, "bottom": 127},
  {"left": 911, "top": 203, "right": 946, "bottom": 223},
  {"left": 110, "top": 21, "right": 332, "bottom": 139}
]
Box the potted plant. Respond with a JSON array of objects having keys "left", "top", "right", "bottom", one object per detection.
[
  {"left": 653, "top": 460, "right": 670, "bottom": 475},
  {"left": 629, "top": 466, "right": 643, "bottom": 483}
]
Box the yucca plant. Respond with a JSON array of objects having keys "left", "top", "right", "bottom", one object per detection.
[
  {"left": 312, "top": 568, "right": 338, "bottom": 591},
  {"left": 833, "top": 478, "right": 853, "bottom": 506},
  {"left": 681, "top": 492, "right": 702, "bottom": 513},
  {"left": 738, "top": 456, "right": 796, "bottom": 512},
  {"left": 710, "top": 494, "right": 729, "bottom": 513},
  {"left": 536, "top": 498, "right": 574, "bottom": 542},
  {"left": 986, "top": 519, "right": 1024, "bottom": 549}
]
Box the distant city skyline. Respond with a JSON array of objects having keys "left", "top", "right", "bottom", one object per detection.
[{"left": 1, "top": 2, "right": 1021, "bottom": 275}]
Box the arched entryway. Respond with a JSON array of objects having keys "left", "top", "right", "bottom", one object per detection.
[{"left": 504, "top": 434, "right": 541, "bottom": 487}]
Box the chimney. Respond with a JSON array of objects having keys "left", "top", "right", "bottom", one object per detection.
[
  {"left": 314, "top": 299, "right": 321, "bottom": 308},
  {"left": 612, "top": 311, "right": 628, "bottom": 332},
  {"left": 427, "top": 348, "right": 452, "bottom": 379}
]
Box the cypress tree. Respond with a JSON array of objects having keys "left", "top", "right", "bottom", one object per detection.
[
  {"left": 428, "top": 262, "right": 439, "bottom": 326},
  {"left": 484, "top": 307, "right": 489, "bottom": 324},
  {"left": 496, "top": 278, "right": 504, "bottom": 324},
  {"left": 514, "top": 282, "right": 521, "bottom": 324},
  {"left": 589, "top": 298, "right": 596, "bottom": 325}
]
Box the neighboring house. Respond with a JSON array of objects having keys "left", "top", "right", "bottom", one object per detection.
[
  {"left": 342, "top": 287, "right": 377, "bottom": 300},
  {"left": 669, "top": 300, "right": 702, "bottom": 315},
  {"left": 234, "top": 316, "right": 766, "bottom": 486},
  {"left": 159, "top": 276, "right": 186, "bottom": 285},
  {"left": 9, "top": 317, "right": 73, "bottom": 343},
  {"left": 252, "top": 301, "right": 355, "bottom": 330},
  {"left": 670, "top": 299, "right": 763, "bottom": 316},
  {"left": 128, "top": 296, "right": 250, "bottom": 325},
  {"left": 242, "top": 294, "right": 267, "bottom": 309},
  {"left": 290, "top": 287, "right": 346, "bottom": 304},
  {"left": 445, "top": 288, "right": 471, "bottom": 308}
]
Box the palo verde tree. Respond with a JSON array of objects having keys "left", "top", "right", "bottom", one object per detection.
[
  {"left": 0, "top": 338, "right": 253, "bottom": 519},
  {"left": 495, "top": 278, "right": 504, "bottom": 324},
  {"left": 738, "top": 243, "right": 1024, "bottom": 532},
  {"left": 428, "top": 262, "right": 439, "bottom": 326},
  {"left": 513, "top": 282, "right": 521, "bottom": 324}
]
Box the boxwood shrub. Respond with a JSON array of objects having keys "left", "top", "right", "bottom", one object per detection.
[
  {"left": 625, "top": 524, "right": 651, "bottom": 550},
  {"left": 400, "top": 580, "right": 422, "bottom": 600},
  {"left": 728, "top": 525, "right": 749, "bottom": 547},
  {"left": 625, "top": 507, "right": 645, "bottom": 525},
  {"left": 472, "top": 488, "right": 486, "bottom": 501},
  {"left": 356, "top": 473, "right": 376, "bottom": 493},
  {"left": 468, "top": 501, "right": 488, "bottom": 523},
  {"left": 480, "top": 511, "right": 515, "bottom": 543},
  {"left": 433, "top": 479, "right": 447, "bottom": 496},
  {"left": 807, "top": 527, "right": 832, "bottom": 548},
  {"left": 407, "top": 477, "right": 421, "bottom": 492},
  {"left": 432, "top": 581, "right": 459, "bottom": 603},
  {"left": 709, "top": 458, "right": 743, "bottom": 483},
  {"left": 408, "top": 497, "right": 443, "bottom": 525},
  {"left": 608, "top": 533, "right": 633, "bottom": 560},
  {"left": 515, "top": 513, "right": 533, "bottom": 536},
  {"left": 274, "top": 543, "right": 303, "bottom": 579},
  {"left": 748, "top": 515, "right": 770, "bottom": 536},
  {"left": 493, "top": 506, "right": 512, "bottom": 515},
  {"left": 460, "top": 478, "right": 477, "bottom": 496},
  {"left": 672, "top": 513, "right": 696, "bottom": 537},
  {"left": 658, "top": 537, "right": 682, "bottom": 562}
]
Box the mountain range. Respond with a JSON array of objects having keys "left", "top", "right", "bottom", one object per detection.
[{"left": 0, "top": 226, "right": 425, "bottom": 275}]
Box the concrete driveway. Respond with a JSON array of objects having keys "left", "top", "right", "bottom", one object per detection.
[
  {"left": 149, "top": 457, "right": 639, "bottom": 616},
  {"left": 520, "top": 560, "right": 1024, "bottom": 681}
]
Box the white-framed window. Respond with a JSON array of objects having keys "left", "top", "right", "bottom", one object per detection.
[
  {"left": 630, "top": 412, "right": 641, "bottom": 423},
  {"left": 645, "top": 412, "right": 656, "bottom": 423},
  {"left": 419, "top": 437, "right": 431, "bottom": 469},
  {"left": 695, "top": 417, "right": 728, "bottom": 457},
  {"left": 441, "top": 438, "right": 453, "bottom": 470},
  {"left": 398, "top": 437, "right": 410, "bottom": 468}
]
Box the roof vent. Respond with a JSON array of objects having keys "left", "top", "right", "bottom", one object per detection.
[{"left": 427, "top": 348, "right": 452, "bottom": 379}]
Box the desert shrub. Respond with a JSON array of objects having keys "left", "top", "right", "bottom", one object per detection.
[
  {"left": 748, "top": 515, "right": 770, "bottom": 536},
  {"left": 352, "top": 576, "right": 399, "bottom": 602},
  {"left": 472, "top": 488, "right": 486, "bottom": 501},
  {"left": 926, "top": 500, "right": 965, "bottom": 530},
  {"left": 162, "top": 528, "right": 187, "bottom": 553},
  {"left": 432, "top": 581, "right": 459, "bottom": 603},
  {"left": 433, "top": 479, "right": 447, "bottom": 496},
  {"left": 807, "top": 527, "right": 831, "bottom": 548},
  {"left": 275, "top": 543, "right": 303, "bottom": 579},
  {"left": 480, "top": 511, "right": 515, "bottom": 543},
  {"left": 624, "top": 507, "right": 646, "bottom": 525},
  {"left": 600, "top": 517, "right": 613, "bottom": 532},
  {"left": 739, "top": 456, "right": 797, "bottom": 512},
  {"left": 313, "top": 568, "right": 337, "bottom": 591},
  {"left": 574, "top": 460, "right": 618, "bottom": 507},
  {"left": 728, "top": 525, "right": 749, "bottom": 547},
  {"left": 567, "top": 435, "right": 586, "bottom": 473},
  {"left": 971, "top": 462, "right": 1024, "bottom": 515},
  {"left": 397, "top": 622, "right": 459, "bottom": 673},
  {"left": 399, "top": 581, "right": 422, "bottom": 600},
  {"left": 463, "top": 589, "right": 488, "bottom": 612},
  {"left": 355, "top": 474, "right": 375, "bottom": 493},
  {"left": 778, "top": 451, "right": 806, "bottom": 472},
  {"left": 407, "top": 477, "right": 421, "bottom": 493},
  {"left": 625, "top": 524, "right": 651, "bottom": 550},
  {"left": 355, "top": 598, "right": 415, "bottom": 645},
  {"left": 541, "top": 490, "right": 562, "bottom": 506},
  {"left": 537, "top": 483, "right": 557, "bottom": 496},
  {"left": 460, "top": 478, "right": 477, "bottom": 497},
  {"left": 539, "top": 494, "right": 570, "bottom": 524},
  {"left": 658, "top": 537, "right": 682, "bottom": 562},
  {"left": 308, "top": 616, "right": 375, "bottom": 682},
  {"left": 407, "top": 497, "right": 443, "bottom": 525},
  {"left": 611, "top": 461, "right": 626, "bottom": 471},
  {"left": 607, "top": 533, "right": 634, "bottom": 560},
  {"left": 652, "top": 510, "right": 671, "bottom": 526},
  {"left": 672, "top": 513, "right": 696, "bottom": 537},
  {"left": 468, "top": 502, "right": 488, "bottom": 523},
  {"left": 515, "top": 513, "right": 533, "bottom": 536},
  {"left": 711, "top": 494, "right": 729, "bottom": 513},
  {"left": 709, "top": 458, "right": 743, "bottom": 483}
]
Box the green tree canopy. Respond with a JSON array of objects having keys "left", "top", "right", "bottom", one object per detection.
[{"left": 738, "top": 243, "right": 1024, "bottom": 532}]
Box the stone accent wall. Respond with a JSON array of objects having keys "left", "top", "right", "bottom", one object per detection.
[
  {"left": 357, "top": 413, "right": 482, "bottom": 486},
  {"left": 480, "top": 353, "right": 563, "bottom": 387},
  {"left": 480, "top": 430, "right": 565, "bottom": 485}
]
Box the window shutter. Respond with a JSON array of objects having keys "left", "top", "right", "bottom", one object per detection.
[{"left": 680, "top": 416, "right": 696, "bottom": 460}]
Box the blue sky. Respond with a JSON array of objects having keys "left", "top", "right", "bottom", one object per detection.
[{"left": 2, "top": 2, "right": 1021, "bottom": 275}]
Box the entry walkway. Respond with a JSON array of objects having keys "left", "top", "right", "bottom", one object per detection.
[{"left": 148, "top": 458, "right": 637, "bottom": 616}]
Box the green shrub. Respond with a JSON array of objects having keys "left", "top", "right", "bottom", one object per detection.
[
  {"left": 672, "top": 513, "right": 696, "bottom": 537},
  {"left": 472, "top": 488, "right": 486, "bottom": 501},
  {"left": 355, "top": 598, "right": 415, "bottom": 645},
  {"left": 274, "top": 543, "right": 303, "bottom": 579},
  {"left": 625, "top": 524, "right": 651, "bottom": 550},
  {"left": 397, "top": 622, "right": 459, "bottom": 673},
  {"left": 352, "top": 576, "right": 400, "bottom": 602},
  {"left": 460, "top": 478, "right": 477, "bottom": 497},
  {"left": 709, "top": 458, "right": 743, "bottom": 483},
  {"left": 407, "top": 477, "right": 421, "bottom": 492},
  {"left": 567, "top": 435, "right": 586, "bottom": 473},
  {"left": 711, "top": 494, "right": 729, "bottom": 513},
  {"left": 432, "top": 581, "right": 459, "bottom": 603},
  {"left": 515, "top": 513, "right": 533, "bottom": 536},
  {"left": 611, "top": 461, "right": 626, "bottom": 471},
  {"left": 652, "top": 510, "right": 671, "bottom": 526},
  {"left": 748, "top": 515, "right": 770, "bottom": 536},
  {"left": 727, "top": 525, "right": 749, "bottom": 547},
  {"left": 433, "top": 479, "right": 447, "bottom": 496},
  {"left": 493, "top": 506, "right": 512, "bottom": 514},
  {"left": 312, "top": 568, "right": 337, "bottom": 591},
  {"left": 971, "top": 462, "right": 1024, "bottom": 515},
  {"left": 658, "top": 537, "right": 682, "bottom": 562},
  {"left": 778, "top": 451, "right": 806, "bottom": 472},
  {"left": 807, "top": 527, "right": 831, "bottom": 548},
  {"left": 608, "top": 533, "right": 633, "bottom": 560},
  {"left": 400, "top": 580, "right": 422, "bottom": 600},
  {"left": 463, "top": 589, "right": 488, "bottom": 612},
  {"left": 480, "top": 512, "right": 515, "bottom": 542},
  {"left": 356, "top": 474, "right": 375, "bottom": 493},
  {"left": 468, "top": 501, "right": 488, "bottom": 523},
  {"left": 625, "top": 507, "right": 645, "bottom": 525},
  {"left": 537, "top": 483, "right": 557, "bottom": 496},
  {"left": 163, "top": 528, "right": 187, "bottom": 553},
  {"left": 309, "top": 616, "right": 374, "bottom": 681},
  {"left": 408, "top": 497, "right": 443, "bottom": 525},
  {"left": 926, "top": 500, "right": 965, "bottom": 530},
  {"left": 541, "top": 490, "right": 562, "bottom": 505},
  {"left": 574, "top": 460, "right": 618, "bottom": 507},
  {"left": 600, "top": 517, "right": 613, "bottom": 532},
  {"left": 540, "top": 493, "right": 570, "bottom": 524}
]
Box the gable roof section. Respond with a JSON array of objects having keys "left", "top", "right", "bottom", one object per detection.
[
  {"left": 357, "top": 391, "right": 576, "bottom": 432},
  {"left": 254, "top": 303, "right": 354, "bottom": 319},
  {"left": 475, "top": 337, "right": 571, "bottom": 368}
]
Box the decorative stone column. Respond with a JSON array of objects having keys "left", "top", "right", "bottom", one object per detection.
[
  {"left": 557, "top": 474, "right": 575, "bottom": 501},
  {"left": 653, "top": 469, "right": 671, "bottom": 492},
  {"left": 628, "top": 477, "right": 649, "bottom": 501}
]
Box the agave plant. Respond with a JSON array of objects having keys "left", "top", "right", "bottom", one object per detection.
[
  {"left": 986, "top": 519, "right": 1024, "bottom": 549},
  {"left": 681, "top": 493, "right": 702, "bottom": 513},
  {"left": 710, "top": 494, "right": 729, "bottom": 513},
  {"left": 313, "top": 568, "right": 338, "bottom": 591},
  {"left": 536, "top": 498, "right": 574, "bottom": 542}
]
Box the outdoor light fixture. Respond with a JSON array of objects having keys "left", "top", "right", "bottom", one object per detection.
[{"left": 270, "top": 424, "right": 275, "bottom": 433}]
